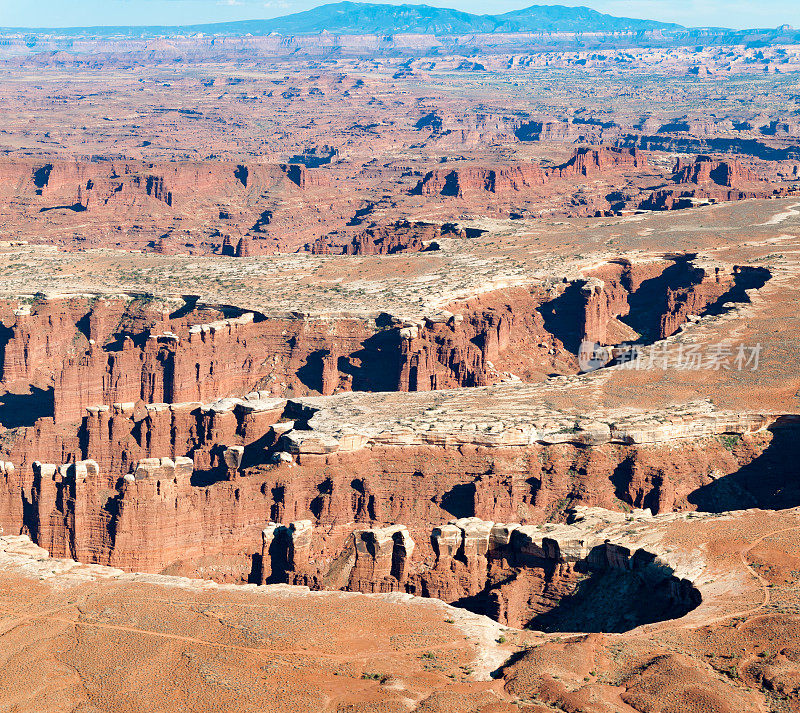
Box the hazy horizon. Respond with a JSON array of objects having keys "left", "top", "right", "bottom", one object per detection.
[{"left": 0, "top": 0, "right": 796, "bottom": 32}]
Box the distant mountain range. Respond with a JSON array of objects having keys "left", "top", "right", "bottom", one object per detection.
[{"left": 2, "top": 2, "right": 685, "bottom": 37}]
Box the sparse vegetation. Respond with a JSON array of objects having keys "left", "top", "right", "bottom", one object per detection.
[{"left": 718, "top": 434, "right": 742, "bottom": 451}]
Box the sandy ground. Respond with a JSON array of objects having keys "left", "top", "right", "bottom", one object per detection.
[{"left": 3, "top": 507, "right": 800, "bottom": 711}]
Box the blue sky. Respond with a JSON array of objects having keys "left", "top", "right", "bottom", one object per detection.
[{"left": 0, "top": 0, "right": 796, "bottom": 30}]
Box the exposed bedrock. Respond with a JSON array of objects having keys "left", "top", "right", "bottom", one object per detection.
[
  {"left": 537, "top": 256, "right": 769, "bottom": 365},
  {"left": 573, "top": 256, "right": 771, "bottom": 349},
  {"left": 309, "top": 219, "right": 444, "bottom": 255},
  {"left": 413, "top": 147, "right": 646, "bottom": 197},
  {"left": 1, "top": 294, "right": 396, "bottom": 422},
  {"left": 0, "top": 158, "right": 325, "bottom": 212},
  {"left": 0, "top": 256, "right": 771, "bottom": 428},
  {"left": 17, "top": 450, "right": 705, "bottom": 630},
  {"left": 20, "top": 450, "right": 705, "bottom": 629},
  {"left": 639, "top": 155, "right": 793, "bottom": 210},
  {"left": 0, "top": 157, "right": 362, "bottom": 255},
  {"left": 0, "top": 390, "right": 289, "bottom": 492},
  {"left": 0, "top": 407, "right": 795, "bottom": 587},
  {"left": 618, "top": 133, "right": 800, "bottom": 162},
  {"left": 256, "top": 509, "right": 701, "bottom": 631},
  {"left": 0, "top": 254, "right": 777, "bottom": 583},
  {"left": 411, "top": 141, "right": 797, "bottom": 215}
]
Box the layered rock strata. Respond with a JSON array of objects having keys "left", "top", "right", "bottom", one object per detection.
[
  {"left": 0, "top": 255, "right": 770, "bottom": 430},
  {"left": 641, "top": 155, "right": 792, "bottom": 209},
  {"left": 414, "top": 147, "right": 646, "bottom": 197},
  {"left": 0, "top": 388, "right": 789, "bottom": 587}
]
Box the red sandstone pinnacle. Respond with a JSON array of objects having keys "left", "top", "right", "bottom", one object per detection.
[{"left": 235, "top": 236, "right": 252, "bottom": 257}]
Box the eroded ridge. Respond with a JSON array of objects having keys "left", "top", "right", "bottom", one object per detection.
[
  {"left": 0, "top": 252, "right": 771, "bottom": 430},
  {"left": 259, "top": 507, "right": 701, "bottom": 631},
  {"left": 1, "top": 383, "right": 795, "bottom": 595}
]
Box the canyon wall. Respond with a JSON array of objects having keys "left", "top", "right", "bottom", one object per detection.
[
  {"left": 0, "top": 256, "right": 770, "bottom": 432},
  {"left": 0, "top": 159, "right": 317, "bottom": 209},
  {"left": 640, "top": 155, "right": 792, "bottom": 209},
  {"left": 577, "top": 257, "right": 770, "bottom": 346},
  {"left": 310, "top": 220, "right": 442, "bottom": 255},
  {"left": 0, "top": 404, "right": 785, "bottom": 582},
  {"left": 413, "top": 147, "right": 645, "bottom": 197},
  {"left": 0, "top": 255, "right": 776, "bottom": 587},
  {"left": 0, "top": 157, "right": 345, "bottom": 254},
  {"left": 260, "top": 509, "right": 700, "bottom": 629}
]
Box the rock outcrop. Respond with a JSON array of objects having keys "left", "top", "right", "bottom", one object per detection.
[
  {"left": 672, "top": 155, "right": 765, "bottom": 186},
  {"left": 0, "top": 255, "right": 771, "bottom": 433},
  {"left": 0, "top": 158, "right": 354, "bottom": 255},
  {"left": 641, "top": 155, "right": 788, "bottom": 210},
  {"left": 415, "top": 163, "right": 548, "bottom": 197},
  {"left": 258, "top": 509, "right": 701, "bottom": 629},
  {"left": 310, "top": 220, "right": 441, "bottom": 255},
  {"left": 413, "top": 147, "right": 646, "bottom": 197},
  {"left": 0, "top": 394, "right": 786, "bottom": 587},
  {"left": 576, "top": 257, "right": 770, "bottom": 348},
  {"left": 550, "top": 146, "right": 647, "bottom": 178}
]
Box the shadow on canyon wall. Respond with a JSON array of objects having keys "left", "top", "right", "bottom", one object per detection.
[
  {"left": 0, "top": 387, "right": 54, "bottom": 429},
  {"left": 445, "top": 557, "right": 700, "bottom": 635},
  {"left": 690, "top": 421, "right": 800, "bottom": 512},
  {"left": 537, "top": 282, "right": 586, "bottom": 354},
  {"left": 538, "top": 259, "right": 771, "bottom": 357},
  {"left": 525, "top": 564, "right": 699, "bottom": 634}
]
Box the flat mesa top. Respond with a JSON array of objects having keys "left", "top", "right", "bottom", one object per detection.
[
  {"left": 0, "top": 198, "right": 795, "bottom": 317},
  {"left": 1, "top": 197, "right": 798, "bottom": 417}
]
